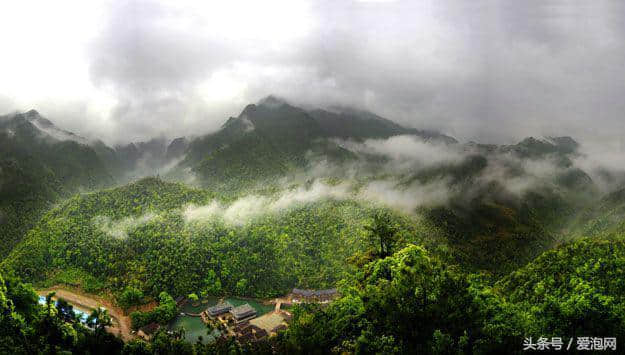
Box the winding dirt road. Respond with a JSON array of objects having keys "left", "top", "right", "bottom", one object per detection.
[{"left": 38, "top": 286, "right": 134, "bottom": 341}]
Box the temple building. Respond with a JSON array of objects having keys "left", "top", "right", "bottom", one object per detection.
[
  {"left": 230, "top": 303, "right": 257, "bottom": 323},
  {"left": 207, "top": 301, "right": 233, "bottom": 317}
]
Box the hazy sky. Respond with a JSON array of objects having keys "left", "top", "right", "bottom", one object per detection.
[{"left": 1, "top": 0, "right": 625, "bottom": 148}]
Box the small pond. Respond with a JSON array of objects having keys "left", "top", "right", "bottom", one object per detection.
[
  {"left": 38, "top": 295, "right": 90, "bottom": 323},
  {"left": 168, "top": 316, "right": 220, "bottom": 344}
]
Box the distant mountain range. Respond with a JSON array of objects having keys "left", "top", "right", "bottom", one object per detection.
[
  {"left": 0, "top": 95, "right": 615, "bottom": 260},
  {"left": 4, "top": 98, "right": 625, "bottom": 354},
  {"left": 167, "top": 96, "right": 459, "bottom": 189},
  {"left": 3, "top": 96, "right": 457, "bottom": 183},
  {"left": 0, "top": 97, "right": 458, "bottom": 256}
]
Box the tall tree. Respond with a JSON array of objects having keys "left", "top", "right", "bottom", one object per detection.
[
  {"left": 365, "top": 211, "right": 398, "bottom": 258},
  {"left": 55, "top": 298, "right": 76, "bottom": 323},
  {"left": 87, "top": 307, "right": 113, "bottom": 332}
]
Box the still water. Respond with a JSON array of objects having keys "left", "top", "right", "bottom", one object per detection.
[{"left": 168, "top": 296, "right": 273, "bottom": 344}]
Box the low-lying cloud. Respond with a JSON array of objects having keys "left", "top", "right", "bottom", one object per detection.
[
  {"left": 93, "top": 213, "right": 156, "bottom": 239},
  {"left": 166, "top": 131, "right": 605, "bottom": 226},
  {"left": 360, "top": 179, "right": 452, "bottom": 211},
  {"left": 184, "top": 181, "right": 354, "bottom": 225},
  {"left": 184, "top": 169, "right": 456, "bottom": 226},
  {"left": 336, "top": 135, "right": 464, "bottom": 169}
]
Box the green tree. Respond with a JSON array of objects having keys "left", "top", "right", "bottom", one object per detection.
[
  {"left": 122, "top": 340, "right": 151, "bottom": 355},
  {"left": 202, "top": 270, "right": 222, "bottom": 296},
  {"left": 282, "top": 245, "right": 484, "bottom": 354},
  {"left": 0, "top": 272, "right": 122, "bottom": 354},
  {"left": 119, "top": 286, "right": 144, "bottom": 310},
  {"left": 364, "top": 211, "right": 398, "bottom": 258},
  {"left": 87, "top": 307, "right": 112, "bottom": 332},
  {"left": 55, "top": 298, "right": 77, "bottom": 323}
]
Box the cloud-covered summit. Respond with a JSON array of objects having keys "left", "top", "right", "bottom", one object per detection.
[{"left": 1, "top": 1, "right": 625, "bottom": 150}]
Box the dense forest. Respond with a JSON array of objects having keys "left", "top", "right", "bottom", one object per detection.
[
  {"left": 0, "top": 110, "right": 115, "bottom": 257},
  {"left": 2, "top": 100, "right": 625, "bottom": 353},
  {"left": 1, "top": 178, "right": 437, "bottom": 299},
  {"left": 279, "top": 237, "right": 625, "bottom": 353}
]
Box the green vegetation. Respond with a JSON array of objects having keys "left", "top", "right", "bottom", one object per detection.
[
  {"left": 3, "top": 102, "right": 625, "bottom": 353},
  {"left": 567, "top": 186, "right": 625, "bottom": 240},
  {"left": 130, "top": 292, "right": 178, "bottom": 329},
  {"left": 0, "top": 272, "right": 123, "bottom": 354},
  {"left": 176, "top": 101, "right": 357, "bottom": 192},
  {"left": 0, "top": 111, "right": 115, "bottom": 258},
  {"left": 5, "top": 173, "right": 621, "bottom": 353},
  {"left": 2, "top": 178, "right": 437, "bottom": 302},
  {"left": 281, "top": 244, "right": 488, "bottom": 353},
  {"left": 0, "top": 271, "right": 265, "bottom": 354},
  {"left": 119, "top": 286, "right": 145, "bottom": 311},
  {"left": 495, "top": 238, "right": 625, "bottom": 344},
  {"left": 364, "top": 211, "right": 399, "bottom": 258},
  {"left": 280, "top": 237, "right": 625, "bottom": 354}
]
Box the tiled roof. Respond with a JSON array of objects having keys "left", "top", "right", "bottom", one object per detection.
[
  {"left": 292, "top": 288, "right": 339, "bottom": 297},
  {"left": 238, "top": 332, "right": 255, "bottom": 343},
  {"left": 231, "top": 304, "right": 256, "bottom": 319},
  {"left": 140, "top": 322, "right": 160, "bottom": 335},
  {"left": 207, "top": 301, "right": 233, "bottom": 315}
]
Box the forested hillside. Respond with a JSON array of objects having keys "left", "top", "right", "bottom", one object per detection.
[
  {"left": 280, "top": 237, "right": 625, "bottom": 354},
  {"left": 173, "top": 96, "right": 455, "bottom": 192},
  {"left": 0, "top": 110, "right": 194, "bottom": 258},
  {"left": 4, "top": 0, "right": 625, "bottom": 352},
  {"left": 2, "top": 100, "right": 625, "bottom": 354},
  {"left": 2, "top": 178, "right": 440, "bottom": 299},
  {"left": 0, "top": 111, "right": 115, "bottom": 257}
]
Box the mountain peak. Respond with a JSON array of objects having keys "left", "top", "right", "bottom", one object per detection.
[
  {"left": 547, "top": 136, "right": 579, "bottom": 153},
  {"left": 25, "top": 109, "right": 40, "bottom": 117},
  {"left": 15, "top": 109, "right": 56, "bottom": 129},
  {"left": 240, "top": 104, "right": 257, "bottom": 116},
  {"left": 504, "top": 136, "right": 579, "bottom": 160},
  {"left": 258, "top": 95, "right": 289, "bottom": 108},
  {"left": 516, "top": 136, "right": 579, "bottom": 151}
]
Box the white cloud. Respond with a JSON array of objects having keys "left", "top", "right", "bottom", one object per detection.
[
  {"left": 2, "top": 0, "right": 625, "bottom": 151},
  {"left": 184, "top": 180, "right": 353, "bottom": 225},
  {"left": 93, "top": 213, "right": 156, "bottom": 239}
]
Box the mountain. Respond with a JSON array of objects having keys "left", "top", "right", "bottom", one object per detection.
[
  {"left": 17, "top": 109, "right": 90, "bottom": 144},
  {"left": 4, "top": 101, "right": 625, "bottom": 353},
  {"left": 174, "top": 96, "right": 455, "bottom": 191},
  {"left": 177, "top": 98, "right": 348, "bottom": 190},
  {"left": 1, "top": 177, "right": 433, "bottom": 299},
  {"left": 309, "top": 105, "right": 457, "bottom": 143},
  {"left": 0, "top": 109, "right": 208, "bottom": 256},
  {"left": 114, "top": 137, "right": 172, "bottom": 179},
  {"left": 0, "top": 105, "right": 602, "bottom": 274},
  {"left": 565, "top": 184, "right": 625, "bottom": 239},
  {"left": 0, "top": 110, "right": 116, "bottom": 257},
  {"left": 161, "top": 98, "right": 601, "bottom": 276},
  {"left": 165, "top": 137, "right": 188, "bottom": 161}
]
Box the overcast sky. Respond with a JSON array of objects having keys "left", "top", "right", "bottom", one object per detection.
[{"left": 1, "top": 0, "right": 625, "bottom": 148}]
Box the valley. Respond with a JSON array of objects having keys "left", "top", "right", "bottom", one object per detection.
[
  {"left": 3, "top": 1, "right": 625, "bottom": 353},
  {"left": 2, "top": 98, "right": 625, "bottom": 354}
]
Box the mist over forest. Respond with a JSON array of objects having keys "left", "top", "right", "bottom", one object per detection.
[{"left": 2, "top": 1, "right": 625, "bottom": 354}]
